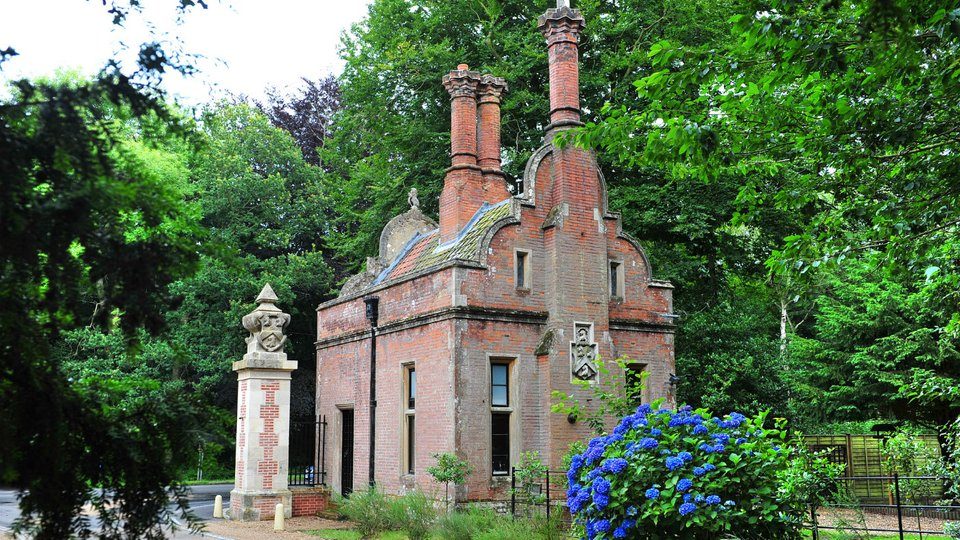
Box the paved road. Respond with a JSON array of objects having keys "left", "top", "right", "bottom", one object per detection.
[{"left": 0, "top": 484, "right": 233, "bottom": 538}]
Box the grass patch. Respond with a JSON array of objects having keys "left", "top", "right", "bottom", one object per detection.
[
  {"left": 183, "top": 477, "right": 233, "bottom": 485},
  {"left": 307, "top": 531, "right": 409, "bottom": 540}
]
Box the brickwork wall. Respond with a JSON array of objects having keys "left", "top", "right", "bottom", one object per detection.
[
  {"left": 317, "top": 269, "right": 454, "bottom": 341},
  {"left": 317, "top": 320, "right": 457, "bottom": 497},
  {"left": 291, "top": 488, "right": 331, "bottom": 517}
]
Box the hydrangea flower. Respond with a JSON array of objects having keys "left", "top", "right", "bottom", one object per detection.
[
  {"left": 637, "top": 437, "right": 659, "bottom": 450},
  {"left": 692, "top": 424, "right": 709, "bottom": 435},
  {"left": 679, "top": 502, "right": 697, "bottom": 516},
  {"left": 645, "top": 487, "right": 660, "bottom": 500},
  {"left": 712, "top": 433, "right": 730, "bottom": 444},
  {"left": 724, "top": 500, "right": 736, "bottom": 507},
  {"left": 594, "top": 519, "right": 611, "bottom": 533},
  {"left": 593, "top": 493, "right": 610, "bottom": 510},
  {"left": 678, "top": 451, "right": 693, "bottom": 463},
  {"left": 665, "top": 456, "right": 684, "bottom": 471},
  {"left": 677, "top": 478, "right": 693, "bottom": 492},
  {"left": 693, "top": 466, "right": 706, "bottom": 477},
  {"left": 626, "top": 505, "right": 638, "bottom": 516},
  {"left": 703, "top": 463, "right": 716, "bottom": 472},
  {"left": 593, "top": 476, "right": 611, "bottom": 495},
  {"left": 602, "top": 458, "right": 629, "bottom": 474},
  {"left": 705, "top": 495, "right": 722, "bottom": 505}
]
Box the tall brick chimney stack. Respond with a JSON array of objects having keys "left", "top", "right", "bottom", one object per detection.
[
  {"left": 538, "top": 0, "right": 586, "bottom": 134},
  {"left": 440, "top": 64, "right": 483, "bottom": 242},
  {"left": 477, "top": 75, "right": 511, "bottom": 203}
]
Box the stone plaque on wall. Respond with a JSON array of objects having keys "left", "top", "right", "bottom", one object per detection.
[{"left": 570, "top": 322, "right": 598, "bottom": 381}]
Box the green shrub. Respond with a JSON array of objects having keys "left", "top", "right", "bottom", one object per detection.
[
  {"left": 432, "top": 507, "right": 499, "bottom": 540},
  {"left": 385, "top": 490, "right": 437, "bottom": 540},
  {"left": 473, "top": 515, "right": 540, "bottom": 540},
  {"left": 945, "top": 521, "right": 960, "bottom": 539},
  {"left": 567, "top": 405, "right": 808, "bottom": 539},
  {"left": 334, "top": 487, "right": 392, "bottom": 539}
]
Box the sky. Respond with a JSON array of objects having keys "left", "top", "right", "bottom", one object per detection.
[{"left": 0, "top": 0, "right": 373, "bottom": 105}]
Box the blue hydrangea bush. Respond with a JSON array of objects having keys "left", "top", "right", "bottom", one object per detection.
[{"left": 566, "top": 405, "right": 805, "bottom": 539}]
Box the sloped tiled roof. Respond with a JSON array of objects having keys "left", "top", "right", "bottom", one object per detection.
[{"left": 375, "top": 198, "right": 515, "bottom": 284}]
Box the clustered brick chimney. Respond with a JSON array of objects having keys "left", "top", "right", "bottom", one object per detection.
[{"left": 440, "top": 66, "right": 509, "bottom": 243}]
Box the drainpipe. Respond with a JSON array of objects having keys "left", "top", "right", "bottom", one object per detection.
[{"left": 363, "top": 296, "right": 380, "bottom": 487}]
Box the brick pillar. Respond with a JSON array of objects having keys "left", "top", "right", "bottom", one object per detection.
[
  {"left": 537, "top": 2, "right": 612, "bottom": 470},
  {"left": 231, "top": 284, "right": 298, "bottom": 521},
  {"left": 477, "top": 75, "right": 511, "bottom": 203},
  {"left": 537, "top": 3, "right": 585, "bottom": 134},
  {"left": 440, "top": 64, "right": 482, "bottom": 243}
]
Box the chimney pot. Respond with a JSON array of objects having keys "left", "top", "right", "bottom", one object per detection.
[{"left": 440, "top": 65, "right": 483, "bottom": 242}]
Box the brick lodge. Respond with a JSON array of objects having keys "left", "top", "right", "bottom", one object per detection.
[{"left": 315, "top": 1, "right": 676, "bottom": 502}]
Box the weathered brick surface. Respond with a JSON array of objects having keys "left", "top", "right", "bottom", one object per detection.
[
  {"left": 291, "top": 487, "right": 331, "bottom": 517},
  {"left": 315, "top": 4, "right": 675, "bottom": 503}
]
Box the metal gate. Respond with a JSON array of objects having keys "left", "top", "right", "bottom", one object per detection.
[{"left": 288, "top": 415, "right": 326, "bottom": 487}]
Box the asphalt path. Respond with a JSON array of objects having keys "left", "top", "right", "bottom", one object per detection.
[{"left": 0, "top": 484, "right": 233, "bottom": 538}]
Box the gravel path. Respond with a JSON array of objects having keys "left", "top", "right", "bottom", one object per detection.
[{"left": 201, "top": 516, "right": 350, "bottom": 540}]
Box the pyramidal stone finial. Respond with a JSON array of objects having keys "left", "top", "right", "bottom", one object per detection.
[
  {"left": 557, "top": 0, "right": 570, "bottom": 7},
  {"left": 256, "top": 283, "right": 279, "bottom": 304}
]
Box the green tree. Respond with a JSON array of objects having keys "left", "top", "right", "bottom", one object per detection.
[{"left": 0, "top": 70, "right": 207, "bottom": 537}]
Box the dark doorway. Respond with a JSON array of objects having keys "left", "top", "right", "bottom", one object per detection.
[{"left": 340, "top": 409, "right": 354, "bottom": 496}]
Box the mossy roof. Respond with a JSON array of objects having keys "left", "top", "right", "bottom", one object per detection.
[{"left": 375, "top": 198, "right": 514, "bottom": 284}]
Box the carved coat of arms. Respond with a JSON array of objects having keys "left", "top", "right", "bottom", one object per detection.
[
  {"left": 570, "top": 324, "right": 598, "bottom": 381},
  {"left": 242, "top": 284, "right": 291, "bottom": 354}
]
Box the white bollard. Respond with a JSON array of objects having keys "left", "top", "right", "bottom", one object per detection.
[
  {"left": 213, "top": 495, "right": 223, "bottom": 519},
  {"left": 274, "top": 503, "right": 284, "bottom": 531}
]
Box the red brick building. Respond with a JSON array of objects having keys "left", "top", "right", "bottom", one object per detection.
[{"left": 315, "top": 2, "right": 675, "bottom": 501}]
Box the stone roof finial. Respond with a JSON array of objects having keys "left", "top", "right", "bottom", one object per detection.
[
  {"left": 255, "top": 283, "right": 279, "bottom": 304},
  {"left": 558, "top": 0, "right": 570, "bottom": 7}
]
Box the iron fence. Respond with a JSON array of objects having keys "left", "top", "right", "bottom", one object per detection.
[
  {"left": 509, "top": 468, "right": 571, "bottom": 525},
  {"left": 808, "top": 474, "right": 959, "bottom": 539},
  {"left": 507, "top": 469, "right": 960, "bottom": 538},
  {"left": 288, "top": 415, "right": 327, "bottom": 487}
]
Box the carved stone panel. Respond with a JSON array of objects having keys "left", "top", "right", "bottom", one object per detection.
[
  {"left": 242, "top": 283, "right": 291, "bottom": 355},
  {"left": 570, "top": 322, "right": 598, "bottom": 381}
]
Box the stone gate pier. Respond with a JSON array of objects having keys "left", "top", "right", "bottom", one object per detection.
[{"left": 230, "top": 284, "right": 297, "bottom": 521}]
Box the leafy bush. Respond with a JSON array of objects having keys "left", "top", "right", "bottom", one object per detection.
[
  {"left": 385, "top": 490, "right": 437, "bottom": 540},
  {"left": 945, "top": 520, "right": 960, "bottom": 539},
  {"left": 566, "top": 405, "right": 806, "bottom": 539},
  {"left": 334, "top": 487, "right": 392, "bottom": 539},
  {"left": 472, "top": 516, "right": 562, "bottom": 540}
]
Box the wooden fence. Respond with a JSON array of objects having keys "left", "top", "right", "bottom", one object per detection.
[{"left": 803, "top": 434, "right": 943, "bottom": 503}]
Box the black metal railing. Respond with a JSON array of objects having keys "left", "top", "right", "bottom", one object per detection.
[
  {"left": 808, "top": 474, "right": 959, "bottom": 539},
  {"left": 288, "top": 415, "right": 327, "bottom": 487},
  {"left": 510, "top": 468, "right": 571, "bottom": 525}
]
